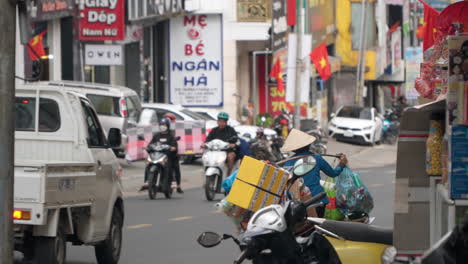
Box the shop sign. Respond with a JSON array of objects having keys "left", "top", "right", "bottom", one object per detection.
[
  {"left": 78, "top": 0, "right": 125, "bottom": 41},
  {"left": 128, "top": 0, "right": 184, "bottom": 23},
  {"left": 85, "top": 44, "right": 123, "bottom": 65},
  {"left": 237, "top": 0, "right": 272, "bottom": 22},
  {"left": 169, "top": 14, "right": 223, "bottom": 107},
  {"left": 272, "top": 0, "right": 288, "bottom": 52},
  {"left": 308, "top": 0, "right": 335, "bottom": 49},
  {"left": 405, "top": 47, "right": 423, "bottom": 101},
  {"left": 28, "top": 0, "right": 76, "bottom": 21}
]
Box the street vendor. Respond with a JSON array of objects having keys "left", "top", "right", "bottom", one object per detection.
[{"left": 281, "top": 129, "right": 348, "bottom": 218}]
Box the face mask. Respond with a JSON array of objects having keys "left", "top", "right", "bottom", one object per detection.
[{"left": 159, "top": 125, "right": 168, "bottom": 132}]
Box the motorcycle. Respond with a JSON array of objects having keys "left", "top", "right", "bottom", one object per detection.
[
  {"left": 202, "top": 139, "right": 238, "bottom": 201},
  {"left": 198, "top": 156, "right": 394, "bottom": 264},
  {"left": 145, "top": 143, "right": 174, "bottom": 199},
  {"left": 381, "top": 108, "right": 400, "bottom": 145}
]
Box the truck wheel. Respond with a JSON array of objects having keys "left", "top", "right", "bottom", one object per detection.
[
  {"left": 95, "top": 208, "right": 123, "bottom": 264},
  {"left": 34, "top": 224, "right": 67, "bottom": 264}
]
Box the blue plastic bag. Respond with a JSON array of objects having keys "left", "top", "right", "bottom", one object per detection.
[
  {"left": 335, "top": 167, "right": 374, "bottom": 215},
  {"left": 238, "top": 138, "right": 251, "bottom": 159}
]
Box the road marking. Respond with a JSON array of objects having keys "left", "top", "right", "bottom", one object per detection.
[
  {"left": 370, "top": 183, "right": 385, "bottom": 188},
  {"left": 127, "top": 224, "right": 153, "bottom": 230},
  {"left": 169, "top": 216, "right": 193, "bottom": 221}
]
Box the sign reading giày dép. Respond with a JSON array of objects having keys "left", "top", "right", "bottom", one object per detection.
[
  {"left": 85, "top": 44, "right": 123, "bottom": 65},
  {"left": 169, "top": 14, "right": 223, "bottom": 107},
  {"left": 78, "top": 0, "right": 125, "bottom": 41}
]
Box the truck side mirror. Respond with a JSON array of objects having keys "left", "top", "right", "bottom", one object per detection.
[{"left": 108, "top": 128, "right": 122, "bottom": 148}]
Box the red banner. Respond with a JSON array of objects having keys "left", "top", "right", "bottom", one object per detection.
[
  {"left": 79, "top": 0, "right": 125, "bottom": 41},
  {"left": 268, "top": 85, "right": 307, "bottom": 117}
]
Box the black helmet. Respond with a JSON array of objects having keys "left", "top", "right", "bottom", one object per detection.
[{"left": 159, "top": 118, "right": 171, "bottom": 128}]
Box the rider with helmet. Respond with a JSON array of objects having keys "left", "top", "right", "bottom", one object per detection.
[
  {"left": 163, "top": 113, "right": 183, "bottom": 193},
  {"left": 140, "top": 118, "right": 183, "bottom": 193},
  {"left": 205, "top": 112, "right": 239, "bottom": 175}
]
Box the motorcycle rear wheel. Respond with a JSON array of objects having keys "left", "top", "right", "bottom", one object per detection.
[{"left": 205, "top": 175, "right": 217, "bottom": 201}]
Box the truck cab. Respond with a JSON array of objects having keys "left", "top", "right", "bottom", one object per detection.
[{"left": 14, "top": 83, "right": 124, "bottom": 264}]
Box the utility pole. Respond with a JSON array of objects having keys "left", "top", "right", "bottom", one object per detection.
[
  {"left": 356, "top": 0, "right": 368, "bottom": 106},
  {"left": 294, "top": 0, "right": 305, "bottom": 129},
  {"left": 0, "top": 0, "right": 16, "bottom": 262}
]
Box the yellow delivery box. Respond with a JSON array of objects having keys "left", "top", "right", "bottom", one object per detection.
[{"left": 227, "top": 156, "right": 290, "bottom": 212}]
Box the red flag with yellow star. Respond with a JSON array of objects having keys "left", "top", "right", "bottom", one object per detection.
[
  {"left": 27, "top": 31, "right": 47, "bottom": 61},
  {"left": 418, "top": 0, "right": 439, "bottom": 51},
  {"left": 270, "top": 59, "right": 285, "bottom": 92},
  {"left": 309, "top": 43, "right": 331, "bottom": 81}
]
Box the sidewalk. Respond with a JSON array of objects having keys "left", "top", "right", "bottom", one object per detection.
[{"left": 121, "top": 139, "right": 397, "bottom": 197}]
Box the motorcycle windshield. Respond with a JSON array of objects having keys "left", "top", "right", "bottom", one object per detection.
[{"left": 150, "top": 152, "right": 165, "bottom": 162}]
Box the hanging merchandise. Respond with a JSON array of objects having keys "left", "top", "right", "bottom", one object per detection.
[
  {"left": 426, "top": 113, "right": 444, "bottom": 175},
  {"left": 448, "top": 35, "right": 468, "bottom": 125}
]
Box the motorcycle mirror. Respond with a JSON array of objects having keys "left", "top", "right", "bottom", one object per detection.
[
  {"left": 175, "top": 136, "right": 181, "bottom": 141},
  {"left": 197, "top": 232, "right": 223, "bottom": 248},
  {"left": 293, "top": 156, "right": 317, "bottom": 177}
]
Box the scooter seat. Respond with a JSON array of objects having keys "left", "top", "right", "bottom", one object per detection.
[{"left": 320, "top": 220, "right": 393, "bottom": 245}]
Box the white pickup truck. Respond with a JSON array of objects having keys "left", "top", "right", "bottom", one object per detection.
[{"left": 14, "top": 83, "right": 125, "bottom": 264}]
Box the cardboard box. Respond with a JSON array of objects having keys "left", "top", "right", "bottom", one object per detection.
[{"left": 227, "top": 156, "right": 289, "bottom": 212}]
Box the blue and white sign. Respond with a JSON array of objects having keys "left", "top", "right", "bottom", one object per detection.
[{"left": 169, "top": 14, "right": 223, "bottom": 107}]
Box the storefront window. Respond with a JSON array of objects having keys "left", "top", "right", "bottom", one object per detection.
[
  {"left": 85, "top": 65, "right": 110, "bottom": 84},
  {"left": 351, "top": 2, "right": 376, "bottom": 50}
]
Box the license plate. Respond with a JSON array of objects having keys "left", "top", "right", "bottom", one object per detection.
[{"left": 344, "top": 131, "right": 354, "bottom": 137}]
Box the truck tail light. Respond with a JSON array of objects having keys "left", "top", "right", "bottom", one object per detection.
[
  {"left": 13, "top": 209, "right": 31, "bottom": 220},
  {"left": 120, "top": 99, "right": 128, "bottom": 117}
]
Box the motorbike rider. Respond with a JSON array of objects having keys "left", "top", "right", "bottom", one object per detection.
[
  {"left": 140, "top": 118, "right": 183, "bottom": 193},
  {"left": 282, "top": 129, "right": 348, "bottom": 218},
  {"left": 204, "top": 112, "right": 238, "bottom": 175},
  {"left": 394, "top": 96, "right": 409, "bottom": 119},
  {"left": 163, "top": 113, "right": 183, "bottom": 193}
]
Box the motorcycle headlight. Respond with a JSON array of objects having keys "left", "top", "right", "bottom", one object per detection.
[
  {"left": 381, "top": 246, "right": 397, "bottom": 264},
  {"left": 363, "top": 126, "right": 373, "bottom": 130}
]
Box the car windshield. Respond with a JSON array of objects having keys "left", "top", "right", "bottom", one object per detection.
[
  {"left": 196, "top": 112, "right": 216, "bottom": 120},
  {"left": 337, "top": 106, "right": 372, "bottom": 120},
  {"left": 181, "top": 109, "right": 210, "bottom": 120}
]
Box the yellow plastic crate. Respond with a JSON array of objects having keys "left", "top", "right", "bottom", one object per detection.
[{"left": 226, "top": 156, "right": 289, "bottom": 212}]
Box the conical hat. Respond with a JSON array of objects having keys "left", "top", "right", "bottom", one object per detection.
[{"left": 281, "top": 129, "right": 317, "bottom": 152}]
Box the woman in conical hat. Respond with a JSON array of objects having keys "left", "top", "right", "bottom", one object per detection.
[{"left": 282, "top": 129, "right": 348, "bottom": 218}]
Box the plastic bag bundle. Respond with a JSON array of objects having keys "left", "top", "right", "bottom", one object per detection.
[
  {"left": 216, "top": 199, "right": 252, "bottom": 232},
  {"left": 335, "top": 167, "right": 374, "bottom": 215},
  {"left": 322, "top": 178, "right": 344, "bottom": 221}
]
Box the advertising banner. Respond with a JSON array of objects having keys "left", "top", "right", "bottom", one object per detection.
[
  {"left": 28, "top": 0, "right": 75, "bottom": 21},
  {"left": 268, "top": 85, "right": 307, "bottom": 117},
  {"left": 405, "top": 47, "right": 423, "bottom": 101},
  {"left": 78, "top": 0, "right": 125, "bottom": 41},
  {"left": 272, "top": 0, "right": 288, "bottom": 52},
  {"left": 169, "top": 14, "right": 223, "bottom": 107}
]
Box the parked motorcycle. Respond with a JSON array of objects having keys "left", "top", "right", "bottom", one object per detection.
[
  {"left": 145, "top": 143, "right": 174, "bottom": 199},
  {"left": 198, "top": 156, "right": 394, "bottom": 264},
  {"left": 202, "top": 139, "right": 238, "bottom": 201},
  {"left": 381, "top": 108, "right": 400, "bottom": 145}
]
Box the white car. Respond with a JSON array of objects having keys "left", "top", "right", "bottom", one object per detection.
[
  {"left": 188, "top": 107, "right": 241, "bottom": 127},
  {"left": 328, "top": 106, "right": 383, "bottom": 145},
  {"left": 139, "top": 103, "right": 214, "bottom": 126},
  {"left": 234, "top": 125, "right": 277, "bottom": 142}
]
